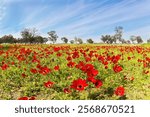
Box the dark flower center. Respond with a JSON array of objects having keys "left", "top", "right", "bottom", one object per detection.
[
  {"left": 77, "top": 85, "right": 83, "bottom": 89},
  {"left": 95, "top": 81, "right": 99, "bottom": 86}
]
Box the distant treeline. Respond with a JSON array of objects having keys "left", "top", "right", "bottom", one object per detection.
[{"left": 0, "top": 27, "right": 150, "bottom": 44}]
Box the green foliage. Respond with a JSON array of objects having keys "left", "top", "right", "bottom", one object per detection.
[
  {"left": 70, "top": 40, "right": 74, "bottom": 44},
  {"left": 61, "top": 37, "right": 68, "bottom": 43},
  {"left": 87, "top": 39, "right": 94, "bottom": 44},
  {"left": 0, "top": 35, "right": 16, "bottom": 44},
  {"left": 101, "top": 35, "right": 114, "bottom": 44},
  {"left": 47, "top": 31, "right": 58, "bottom": 44}
]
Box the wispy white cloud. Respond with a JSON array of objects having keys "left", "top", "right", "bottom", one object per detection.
[
  {"left": 19, "top": 6, "right": 48, "bottom": 26},
  {"left": 1, "top": 0, "right": 150, "bottom": 42},
  {"left": 0, "top": 0, "right": 6, "bottom": 22},
  {"left": 32, "top": 0, "right": 91, "bottom": 30},
  {"left": 54, "top": 0, "right": 150, "bottom": 41},
  {"left": 124, "top": 25, "right": 150, "bottom": 41},
  {"left": 65, "top": 0, "right": 135, "bottom": 30}
]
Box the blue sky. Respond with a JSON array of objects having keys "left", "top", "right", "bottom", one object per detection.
[{"left": 0, "top": 0, "right": 150, "bottom": 42}]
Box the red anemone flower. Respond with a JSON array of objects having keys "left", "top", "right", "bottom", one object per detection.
[
  {"left": 18, "top": 97, "right": 29, "bottom": 100},
  {"left": 66, "top": 56, "right": 72, "bottom": 61},
  {"left": 1, "top": 63, "right": 8, "bottom": 70},
  {"left": 54, "top": 65, "right": 59, "bottom": 71},
  {"left": 67, "top": 61, "right": 75, "bottom": 68},
  {"left": 87, "top": 77, "right": 96, "bottom": 83},
  {"left": 91, "top": 69, "right": 98, "bottom": 76},
  {"left": 111, "top": 55, "right": 121, "bottom": 64},
  {"left": 39, "top": 67, "right": 51, "bottom": 75},
  {"left": 113, "top": 64, "right": 123, "bottom": 73},
  {"left": 114, "top": 86, "right": 125, "bottom": 96},
  {"left": 53, "top": 47, "right": 61, "bottom": 52},
  {"left": 70, "top": 78, "right": 88, "bottom": 91},
  {"left": 44, "top": 81, "right": 54, "bottom": 88},
  {"left": 30, "top": 68, "right": 38, "bottom": 74},
  {"left": 21, "top": 73, "right": 26, "bottom": 77},
  {"left": 94, "top": 79, "right": 103, "bottom": 88}
]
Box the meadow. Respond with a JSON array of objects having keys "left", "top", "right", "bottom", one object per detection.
[{"left": 0, "top": 44, "right": 150, "bottom": 100}]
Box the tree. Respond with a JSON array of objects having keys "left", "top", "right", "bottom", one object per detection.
[
  {"left": 0, "top": 34, "right": 16, "bottom": 43},
  {"left": 87, "top": 38, "right": 94, "bottom": 44},
  {"left": 136, "top": 36, "right": 143, "bottom": 44},
  {"left": 120, "top": 39, "right": 127, "bottom": 44},
  {"left": 114, "top": 26, "right": 123, "bottom": 43},
  {"left": 147, "top": 39, "right": 150, "bottom": 43},
  {"left": 74, "top": 37, "right": 78, "bottom": 44},
  {"left": 70, "top": 40, "right": 74, "bottom": 44},
  {"left": 35, "top": 36, "right": 45, "bottom": 44},
  {"left": 130, "top": 36, "right": 143, "bottom": 44},
  {"left": 101, "top": 35, "right": 114, "bottom": 44},
  {"left": 43, "top": 37, "right": 48, "bottom": 44},
  {"left": 101, "top": 35, "right": 107, "bottom": 43},
  {"left": 130, "top": 36, "right": 137, "bottom": 44},
  {"left": 17, "top": 38, "right": 23, "bottom": 43},
  {"left": 47, "top": 31, "right": 58, "bottom": 44},
  {"left": 74, "top": 37, "right": 83, "bottom": 44},
  {"left": 77, "top": 38, "right": 83, "bottom": 44},
  {"left": 21, "top": 28, "right": 38, "bottom": 43},
  {"left": 61, "top": 37, "right": 68, "bottom": 43},
  {"left": 126, "top": 40, "right": 131, "bottom": 44}
]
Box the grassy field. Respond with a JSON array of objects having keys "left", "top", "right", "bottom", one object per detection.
[{"left": 0, "top": 44, "right": 150, "bottom": 100}]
